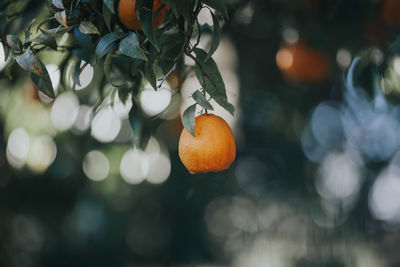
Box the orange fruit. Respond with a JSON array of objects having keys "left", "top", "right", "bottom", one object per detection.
[
  {"left": 380, "top": 0, "right": 400, "bottom": 27},
  {"left": 178, "top": 114, "right": 236, "bottom": 174},
  {"left": 118, "top": 0, "right": 169, "bottom": 31},
  {"left": 276, "top": 42, "right": 330, "bottom": 83},
  {"left": 363, "top": 22, "right": 388, "bottom": 46}
]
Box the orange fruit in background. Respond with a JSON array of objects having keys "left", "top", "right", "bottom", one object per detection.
[
  {"left": 276, "top": 42, "right": 330, "bottom": 84},
  {"left": 179, "top": 114, "right": 236, "bottom": 174},
  {"left": 380, "top": 0, "right": 400, "bottom": 27},
  {"left": 118, "top": 0, "right": 169, "bottom": 30},
  {"left": 363, "top": 22, "right": 388, "bottom": 46}
]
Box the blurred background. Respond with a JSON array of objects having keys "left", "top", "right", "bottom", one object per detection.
[{"left": 3, "top": 0, "right": 400, "bottom": 266}]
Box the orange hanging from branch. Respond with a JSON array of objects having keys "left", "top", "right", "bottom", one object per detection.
[{"left": 179, "top": 114, "right": 236, "bottom": 174}]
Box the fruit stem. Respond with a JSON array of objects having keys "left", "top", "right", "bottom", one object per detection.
[{"left": 203, "top": 88, "right": 208, "bottom": 114}]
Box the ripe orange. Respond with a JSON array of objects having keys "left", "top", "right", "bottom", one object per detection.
[
  {"left": 380, "top": 0, "right": 400, "bottom": 27},
  {"left": 178, "top": 114, "right": 236, "bottom": 174},
  {"left": 276, "top": 42, "right": 330, "bottom": 84},
  {"left": 118, "top": 0, "right": 169, "bottom": 31}
]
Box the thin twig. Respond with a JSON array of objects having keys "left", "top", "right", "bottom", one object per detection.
[
  {"left": 191, "top": 18, "right": 201, "bottom": 52},
  {"left": 157, "top": 64, "right": 176, "bottom": 88},
  {"left": 157, "top": 1, "right": 203, "bottom": 88}
]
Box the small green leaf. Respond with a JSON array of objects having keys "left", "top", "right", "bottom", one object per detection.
[
  {"left": 55, "top": 10, "right": 68, "bottom": 27},
  {"left": 166, "top": 0, "right": 195, "bottom": 20},
  {"left": 193, "top": 48, "right": 234, "bottom": 115},
  {"left": 25, "top": 19, "right": 35, "bottom": 43},
  {"left": 16, "top": 50, "right": 42, "bottom": 75},
  {"left": 79, "top": 21, "right": 100, "bottom": 35},
  {"left": 103, "top": 0, "right": 114, "bottom": 13},
  {"left": 52, "top": 0, "right": 64, "bottom": 9},
  {"left": 31, "top": 61, "right": 55, "bottom": 98},
  {"left": 205, "top": 11, "right": 221, "bottom": 62},
  {"left": 145, "top": 61, "right": 157, "bottom": 89},
  {"left": 213, "top": 95, "right": 235, "bottom": 115},
  {"left": 95, "top": 32, "right": 127, "bottom": 60},
  {"left": 182, "top": 104, "right": 197, "bottom": 136},
  {"left": 40, "top": 27, "right": 69, "bottom": 37},
  {"left": 32, "top": 34, "right": 58, "bottom": 50},
  {"left": 36, "top": 17, "right": 56, "bottom": 34},
  {"left": 119, "top": 32, "right": 148, "bottom": 61},
  {"left": 138, "top": 0, "right": 159, "bottom": 51},
  {"left": 72, "top": 60, "right": 82, "bottom": 87},
  {"left": 192, "top": 90, "right": 214, "bottom": 110},
  {"left": 103, "top": 3, "right": 112, "bottom": 31},
  {"left": 104, "top": 50, "right": 113, "bottom": 81},
  {"left": 202, "top": 0, "right": 228, "bottom": 19}
]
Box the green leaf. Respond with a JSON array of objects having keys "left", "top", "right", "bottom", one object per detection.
[
  {"left": 103, "top": 3, "right": 112, "bottom": 31},
  {"left": 72, "top": 60, "right": 82, "bottom": 87},
  {"left": 103, "top": 0, "right": 114, "bottom": 13},
  {"left": 193, "top": 48, "right": 234, "bottom": 115},
  {"left": 95, "top": 32, "right": 127, "bottom": 60},
  {"left": 55, "top": 10, "right": 68, "bottom": 27},
  {"left": 79, "top": 21, "right": 100, "bottom": 35},
  {"left": 212, "top": 95, "right": 235, "bottom": 115},
  {"left": 52, "top": 0, "right": 64, "bottom": 9},
  {"left": 192, "top": 90, "right": 214, "bottom": 110},
  {"left": 31, "top": 61, "right": 55, "bottom": 98},
  {"left": 89, "top": 0, "right": 101, "bottom": 14},
  {"left": 104, "top": 50, "right": 113, "bottom": 81},
  {"left": 32, "top": 34, "right": 58, "bottom": 50},
  {"left": 204, "top": 11, "right": 221, "bottom": 62},
  {"left": 39, "top": 27, "right": 69, "bottom": 37},
  {"left": 119, "top": 32, "right": 148, "bottom": 61},
  {"left": 25, "top": 19, "right": 35, "bottom": 43},
  {"left": 138, "top": 0, "right": 159, "bottom": 51},
  {"left": 166, "top": 0, "right": 195, "bottom": 20},
  {"left": 182, "top": 104, "right": 196, "bottom": 136},
  {"left": 36, "top": 17, "right": 56, "bottom": 34},
  {"left": 203, "top": 0, "right": 228, "bottom": 19},
  {"left": 144, "top": 61, "right": 157, "bottom": 89},
  {"left": 16, "top": 50, "right": 43, "bottom": 75},
  {"left": 6, "top": 35, "right": 22, "bottom": 53}
]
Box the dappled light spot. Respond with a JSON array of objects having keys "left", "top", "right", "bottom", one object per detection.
[
  {"left": 120, "top": 148, "right": 149, "bottom": 184},
  {"left": 73, "top": 105, "right": 93, "bottom": 133},
  {"left": 50, "top": 92, "right": 80, "bottom": 131},
  {"left": 90, "top": 107, "right": 121, "bottom": 143},
  {"left": 276, "top": 48, "right": 293, "bottom": 70},
  {"left": 113, "top": 92, "right": 132, "bottom": 119},
  {"left": 146, "top": 152, "right": 171, "bottom": 184},
  {"left": 369, "top": 167, "right": 400, "bottom": 224},
  {"left": 82, "top": 150, "right": 109, "bottom": 181},
  {"left": 316, "top": 151, "right": 362, "bottom": 202},
  {"left": 6, "top": 128, "right": 30, "bottom": 169},
  {"left": 283, "top": 27, "right": 299, "bottom": 44},
  {"left": 0, "top": 43, "right": 7, "bottom": 71},
  {"left": 66, "top": 61, "right": 94, "bottom": 90},
  {"left": 336, "top": 48, "right": 352, "bottom": 69},
  {"left": 140, "top": 84, "right": 172, "bottom": 117},
  {"left": 26, "top": 135, "right": 57, "bottom": 174},
  {"left": 311, "top": 102, "right": 343, "bottom": 148}
]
